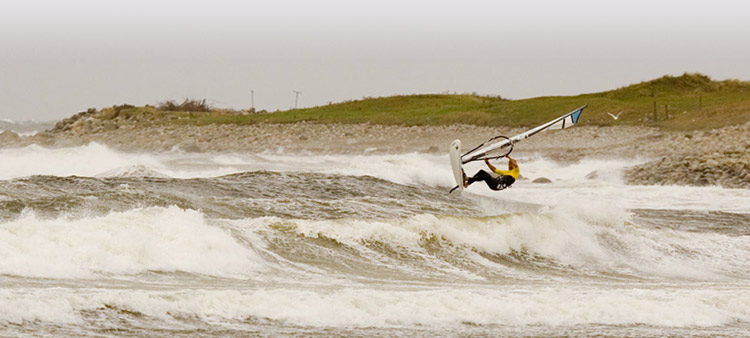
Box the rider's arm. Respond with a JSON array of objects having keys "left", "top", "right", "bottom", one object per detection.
[
  {"left": 484, "top": 158, "right": 497, "bottom": 172},
  {"left": 506, "top": 155, "right": 518, "bottom": 170}
]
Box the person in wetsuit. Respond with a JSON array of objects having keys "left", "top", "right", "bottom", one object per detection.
[{"left": 464, "top": 155, "right": 519, "bottom": 190}]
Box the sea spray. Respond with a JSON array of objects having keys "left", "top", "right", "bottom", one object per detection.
[{"left": 0, "top": 206, "right": 260, "bottom": 278}]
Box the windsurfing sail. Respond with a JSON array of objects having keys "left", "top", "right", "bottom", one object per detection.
[{"left": 460, "top": 105, "right": 587, "bottom": 164}]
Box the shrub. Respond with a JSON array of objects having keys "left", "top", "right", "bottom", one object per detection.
[{"left": 157, "top": 99, "right": 211, "bottom": 112}]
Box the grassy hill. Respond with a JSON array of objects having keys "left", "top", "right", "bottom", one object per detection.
[{"left": 101, "top": 73, "right": 750, "bottom": 131}]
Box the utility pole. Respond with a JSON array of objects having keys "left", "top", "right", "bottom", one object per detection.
[{"left": 293, "top": 91, "right": 302, "bottom": 109}]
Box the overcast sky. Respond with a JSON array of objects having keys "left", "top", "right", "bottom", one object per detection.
[{"left": 1, "top": 0, "right": 749, "bottom": 120}]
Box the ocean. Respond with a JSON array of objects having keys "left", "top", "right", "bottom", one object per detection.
[
  {"left": 0, "top": 120, "right": 56, "bottom": 137},
  {"left": 1, "top": 143, "right": 749, "bottom": 337}
]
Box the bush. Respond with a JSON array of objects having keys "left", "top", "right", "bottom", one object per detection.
[{"left": 157, "top": 99, "right": 211, "bottom": 112}]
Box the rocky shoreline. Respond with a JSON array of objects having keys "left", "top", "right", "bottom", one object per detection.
[
  {"left": 1, "top": 111, "right": 748, "bottom": 189},
  {"left": 625, "top": 123, "right": 750, "bottom": 189}
]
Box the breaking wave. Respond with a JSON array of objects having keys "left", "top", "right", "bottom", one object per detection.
[
  {"left": 2, "top": 203, "right": 748, "bottom": 281},
  {"left": 2, "top": 287, "right": 748, "bottom": 328},
  {"left": 0, "top": 207, "right": 261, "bottom": 278}
]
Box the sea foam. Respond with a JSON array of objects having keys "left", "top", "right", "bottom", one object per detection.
[
  {"left": 0, "top": 206, "right": 261, "bottom": 278},
  {"left": 240, "top": 201, "right": 750, "bottom": 281},
  {"left": 1, "top": 286, "right": 748, "bottom": 328}
]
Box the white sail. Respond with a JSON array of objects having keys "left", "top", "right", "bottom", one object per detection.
[{"left": 461, "top": 105, "right": 587, "bottom": 164}]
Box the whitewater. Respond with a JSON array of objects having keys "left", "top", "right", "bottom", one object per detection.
[{"left": 1, "top": 143, "right": 749, "bottom": 337}]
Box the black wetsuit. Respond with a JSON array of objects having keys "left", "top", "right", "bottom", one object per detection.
[{"left": 467, "top": 170, "right": 515, "bottom": 191}]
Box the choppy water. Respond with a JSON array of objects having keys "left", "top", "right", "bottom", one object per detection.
[
  {"left": 1, "top": 143, "right": 749, "bottom": 337},
  {"left": 0, "top": 120, "right": 55, "bottom": 136}
]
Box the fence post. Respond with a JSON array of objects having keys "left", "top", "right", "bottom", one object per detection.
[
  {"left": 653, "top": 101, "right": 657, "bottom": 121},
  {"left": 665, "top": 104, "right": 669, "bottom": 120}
]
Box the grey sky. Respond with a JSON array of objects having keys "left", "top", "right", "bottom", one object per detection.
[{"left": 1, "top": 0, "right": 749, "bottom": 120}]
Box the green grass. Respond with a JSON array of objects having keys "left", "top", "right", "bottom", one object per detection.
[{"left": 138, "top": 73, "right": 750, "bottom": 131}]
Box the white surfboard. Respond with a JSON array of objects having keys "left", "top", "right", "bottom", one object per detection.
[{"left": 449, "top": 139, "right": 464, "bottom": 193}]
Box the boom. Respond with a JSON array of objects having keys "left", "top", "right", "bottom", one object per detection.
[{"left": 461, "top": 105, "right": 587, "bottom": 164}]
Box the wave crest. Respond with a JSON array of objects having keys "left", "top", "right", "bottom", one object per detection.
[{"left": 0, "top": 206, "right": 261, "bottom": 278}]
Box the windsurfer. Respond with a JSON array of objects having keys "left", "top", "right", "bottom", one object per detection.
[{"left": 464, "top": 155, "right": 519, "bottom": 190}]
